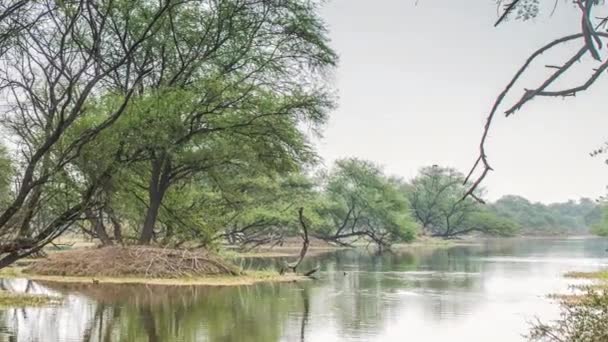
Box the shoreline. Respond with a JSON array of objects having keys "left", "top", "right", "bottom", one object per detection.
[
  {"left": 2, "top": 236, "right": 597, "bottom": 289},
  {"left": 0, "top": 267, "right": 307, "bottom": 287}
]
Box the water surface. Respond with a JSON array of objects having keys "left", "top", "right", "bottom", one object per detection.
[{"left": 1, "top": 237, "right": 606, "bottom": 341}]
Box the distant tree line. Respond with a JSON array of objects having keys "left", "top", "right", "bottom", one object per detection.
[{"left": 490, "top": 196, "right": 601, "bottom": 236}]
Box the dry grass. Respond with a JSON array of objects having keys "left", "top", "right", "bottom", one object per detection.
[
  {"left": 5, "top": 246, "right": 307, "bottom": 287},
  {"left": 3, "top": 267, "right": 303, "bottom": 287},
  {"left": 25, "top": 246, "right": 241, "bottom": 278},
  {"left": 21, "top": 271, "right": 304, "bottom": 287}
]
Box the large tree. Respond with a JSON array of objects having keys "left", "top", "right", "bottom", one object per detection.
[
  {"left": 314, "top": 158, "right": 418, "bottom": 249},
  {"left": 408, "top": 166, "right": 480, "bottom": 237},
  {"left": 408, "top": 165, "right": 518, "bottom": 238},
  {"left": 211, "top": 172, "right": 321, "bottom": 250},
  {"left": 0, "top": 0, "right": 181, "bottom": 267},
  {"left": 70, "top": 0, "right": 336, "bottom": 245}
]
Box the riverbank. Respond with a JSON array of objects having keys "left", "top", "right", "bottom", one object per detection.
[
  {"left": 230, "top": 236, "right": 470, "bottom": 258},
  {"left": 0, "top": 246, "right": 308, "bottom": 287},
  {"left": 0, "top": 267, "right": 305, "bottom": 287},
  {"left": 0, "top": 236, "right": 492, "bottom": 288}
]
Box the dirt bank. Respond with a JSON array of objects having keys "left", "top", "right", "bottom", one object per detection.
[{"left": 25, "top": 246, "right": 241, "bottom": 278}]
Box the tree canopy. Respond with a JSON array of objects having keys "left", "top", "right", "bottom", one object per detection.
[
  {"left": 314, "top": 158, "right": 418, "bottom": 249},
  {"left": 491, "top": 195, "right": 600, "bottom": 235},
  {"left": 408, "top": 165, "right": 518, "bottom": 238}
]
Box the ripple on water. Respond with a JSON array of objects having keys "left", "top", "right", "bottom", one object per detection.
[{"left": 473, "top": 256, "right": 608, "bottom": 267}]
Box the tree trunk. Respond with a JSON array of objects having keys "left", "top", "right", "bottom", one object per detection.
[
  {"left": 139, "top": 157, "right": 170, "bottom": 245},
  {"left": 139, "top": 190, "right": 164, "bottom": 245},
  {"left": 85, "top": 208, "right": 113, "bottom": 246},
  {"left": 107, "top": 208, "right": 123, "bottom": 244},
  {"left": 17, "top": 186, "right": 43, "bottom": 238},
  {"left": 282, "top": 208, "right": 311, "bottom": 275}
]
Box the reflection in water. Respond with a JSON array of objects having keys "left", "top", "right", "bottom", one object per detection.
[
  {"left": 0, "top": 238, "right": 607, "bottom": 341},
  {"left": 5, "top": 281, "right": 316, "bottom": 342}
]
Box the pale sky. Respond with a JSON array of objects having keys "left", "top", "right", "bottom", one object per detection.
[{"left": 318, "top": 0, "right": 608, "bottom": 203}]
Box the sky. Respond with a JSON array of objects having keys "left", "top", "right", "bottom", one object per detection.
[{"left": 316, "top": 0, "right": 608, "bottom": 203}]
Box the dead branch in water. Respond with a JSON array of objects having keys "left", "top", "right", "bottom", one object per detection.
[{"left": 281, "top": 207, "right": 317, "bottom": 277}]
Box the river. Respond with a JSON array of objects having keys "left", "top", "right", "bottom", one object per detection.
[{"left": 0, "top": 237, "right": 606, "bottom": 341}]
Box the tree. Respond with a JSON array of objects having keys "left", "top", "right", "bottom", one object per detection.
[
  {"left": 315, "top": 158, "right": 418, "bottom": 249},
  {"left": 408, "top": 166, "right": 480, "bottom": 237},
  {"left": 0, "top": 0, "right": 179, "bottom": 267},
  {"left": 0, "top": 1, "right": 30, "bottom": 57},
  {"left": 70, "top": 0, "right": 336, "bottom": 245},
  {"left": 212, "top": 172, "right": 322, "bottom": 250},
  {"left": 408, "top": 165, "right": 518, "bottom": 237},
  {"left": 466, "top": 210, "right": 519, "bottom": 237},
  {"left": 490, "top": 195, "right": 600, "bottom": 235},
  {"left": 591, "top": 205, "right": 608, "bottom": 236}
]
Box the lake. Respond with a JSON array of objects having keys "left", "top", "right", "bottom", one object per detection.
[{"left": 0, "top": 237, "right": 606, "bottom": 341}]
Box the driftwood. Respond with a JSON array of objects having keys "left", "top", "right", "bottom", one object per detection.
[
  {"left": 280, "top": 208, "right": 317, "bottom": 278},
  {"left": 303, "top": 267, "right": 319, "bottom": 277}
]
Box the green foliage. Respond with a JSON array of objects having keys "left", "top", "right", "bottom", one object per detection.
[
  {"left": 466, "top": 210, "right": 519, "bottom": 237},
  {"left": 317, "top": 158, "right": 418, "bottom": 247},
  {"left": 0, "top": 145, "right": 12, "bottom": 209},
  {"left": 216, "top": 172, "right": 325, "bottom": 247},
  {"left": 54, "top": 0, "right": 338, "bottom": 246},
  {"left": 491, "top": 196, "right": 600, "bottom": 235},
  {"left": 591, "top": 206, "right": 608, "bottom": 237},
  {"left": 408, "top": 165, "right": 520, "bottom": 238},
  {"left": 408, "top": 166, "right": 478, "bottom": 237},
  {"left": 529, "top": 288, "right": 608, "bottom": 342}
]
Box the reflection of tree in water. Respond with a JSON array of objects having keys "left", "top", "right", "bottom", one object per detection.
[
  {"left": 304, "top": 248, "right": 488, "bottom": 336},
  {"left": 32, "top": 281, "right": 308, "bottom": 342},
  {"left": 310, "top": 250, "right": 418, "bottom": 339},
  {"left": 299, "top": 285, "right": 310, "bottom": 342},
  {"left": 0, "top": 279, "right": 96, "bottom": 341},
  {"left": 6, "top": 241, "right": 589, "bottom": 341}
]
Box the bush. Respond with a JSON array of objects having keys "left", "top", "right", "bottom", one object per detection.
[{"left": 528, "top": 288, "right": 608, "bottom": 342}]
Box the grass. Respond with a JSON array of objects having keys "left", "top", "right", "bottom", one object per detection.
[
  {"left": 564, "top": 270, "right": 608, "bottom": 280},
  {"left": 0, "top": 290, "right": 60, "bottom": 307},
  {"left": 1, "top": 266, "right": 306, "bottom": 287},
  {"left": 546, "top": 270, "right": 608, "bottom": 302},
  {"left": 0, "top": 267, "right": 21, "bottom": 277}
]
